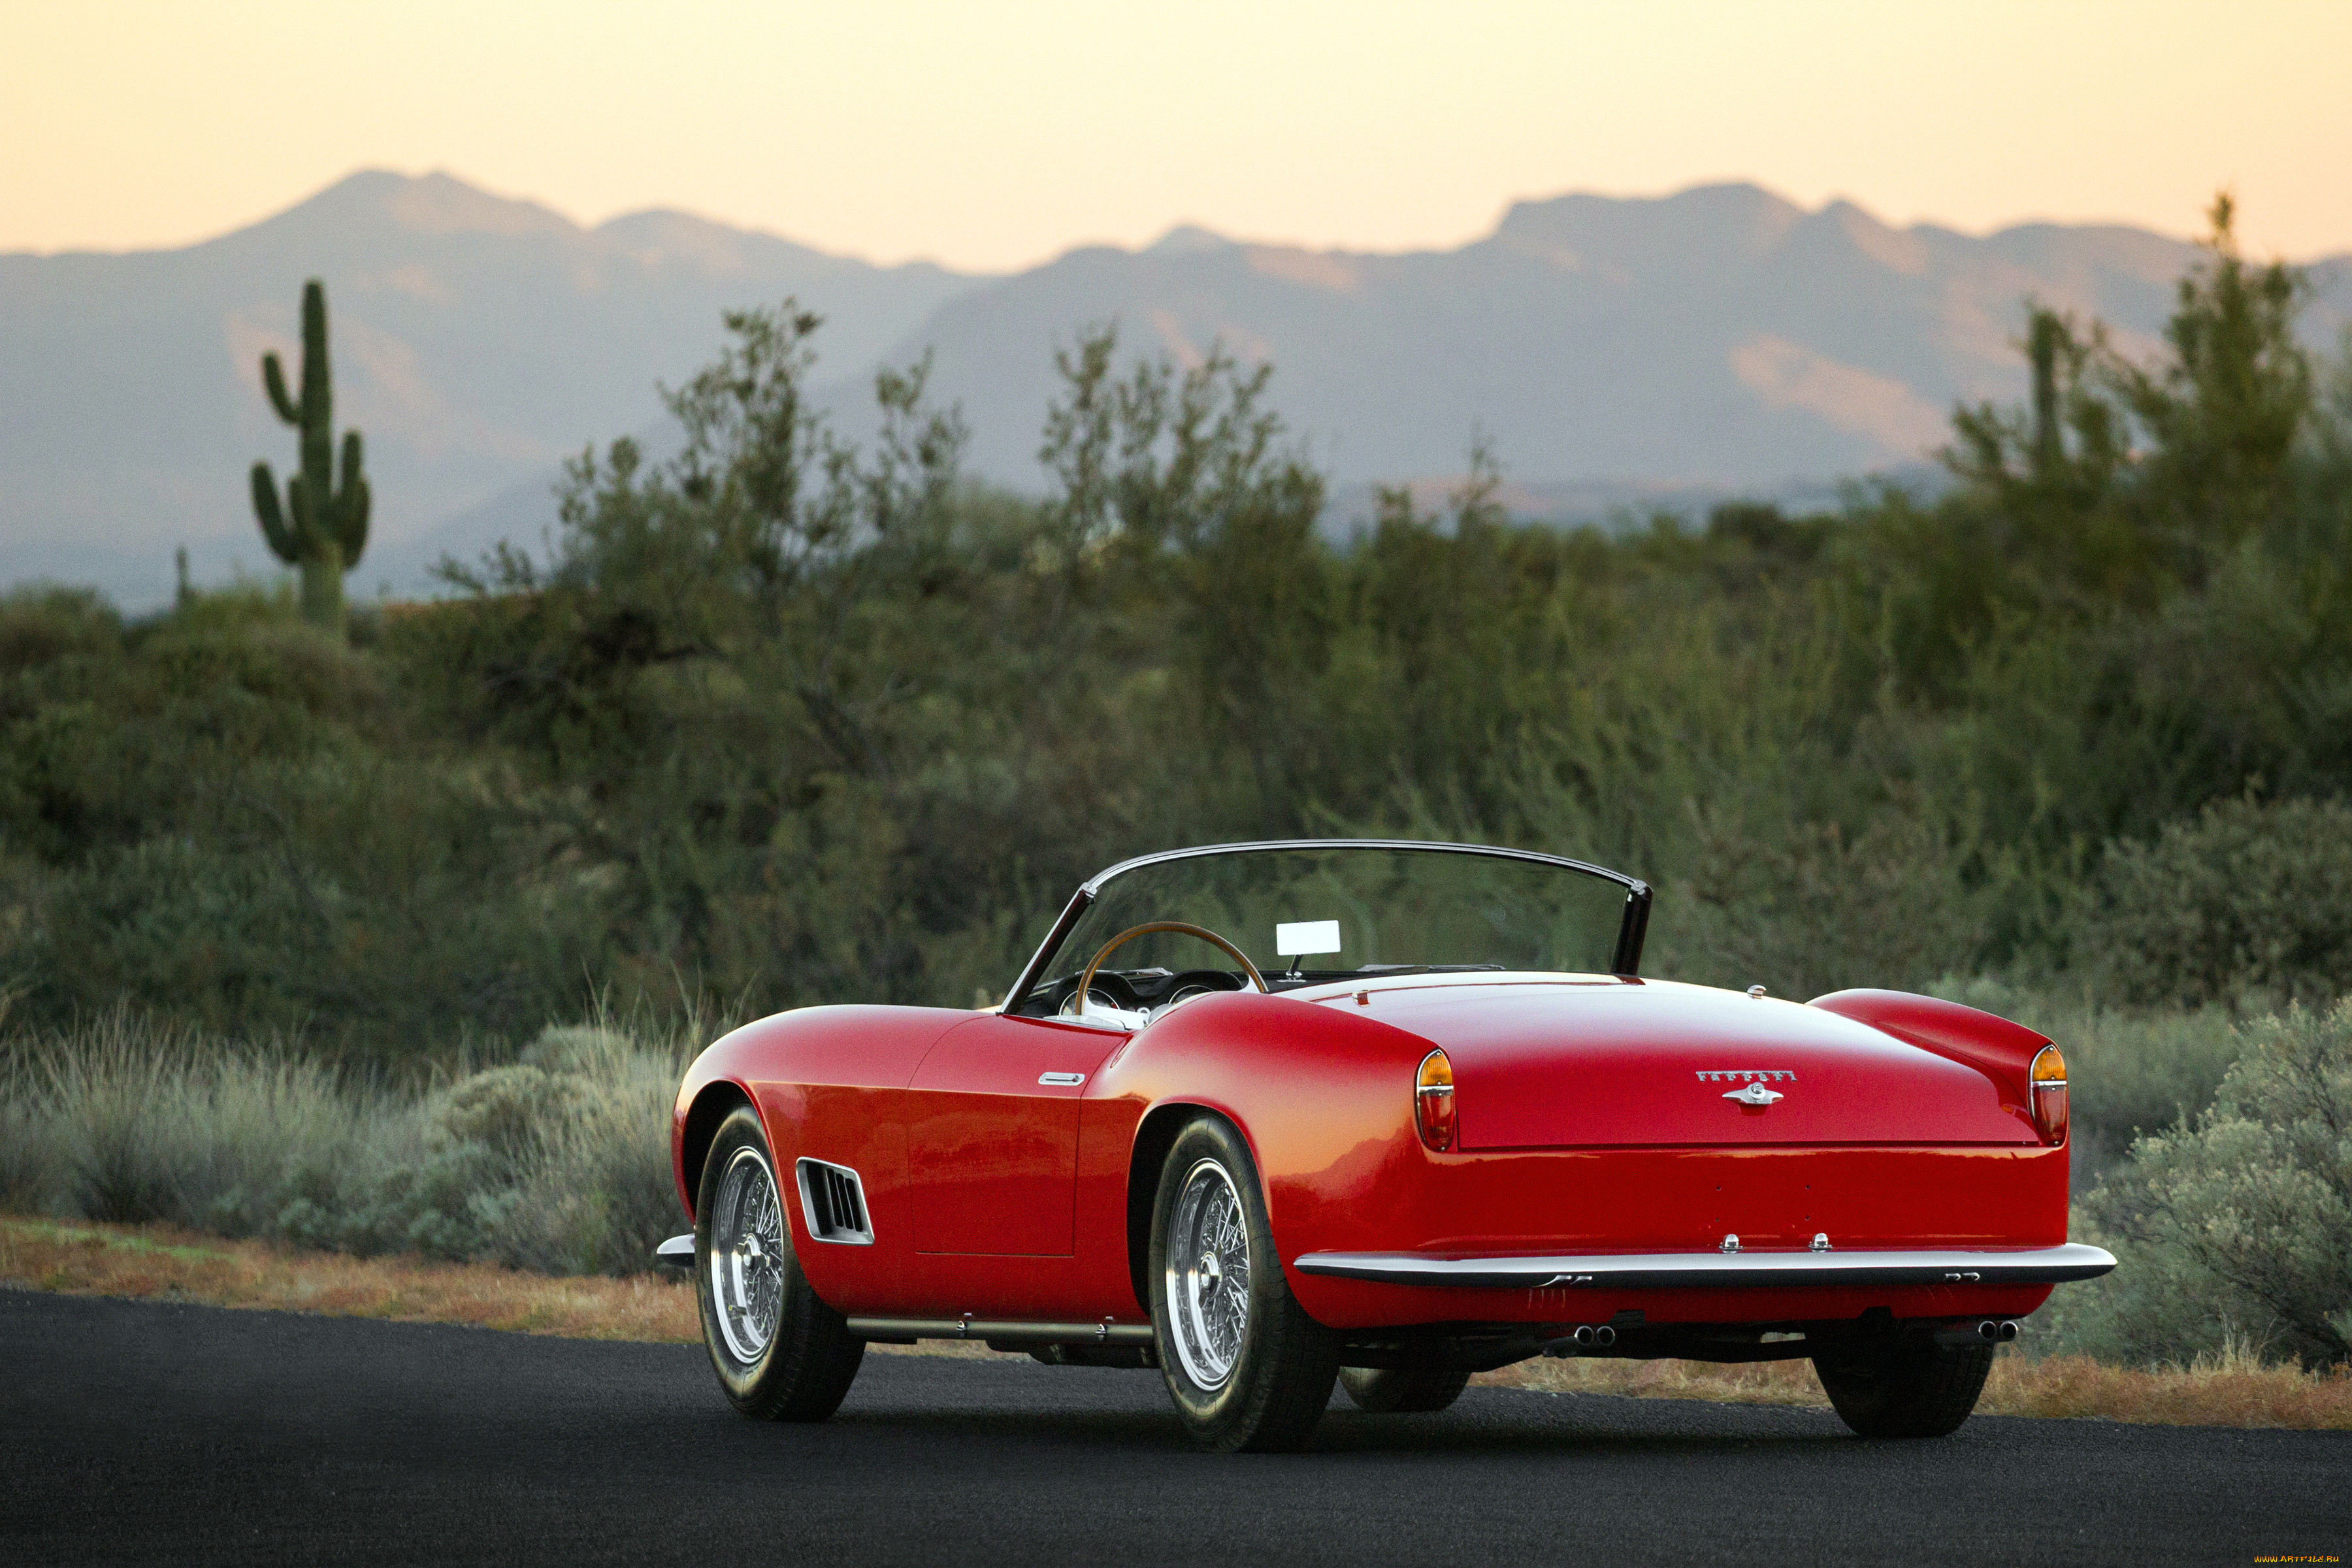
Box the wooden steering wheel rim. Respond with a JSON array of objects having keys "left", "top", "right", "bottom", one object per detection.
[{"left": 1071, "top": 921, "right": 1269, "bottom": 1015}]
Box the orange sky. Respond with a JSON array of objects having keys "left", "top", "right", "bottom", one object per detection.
[{"left": 5, "top": 0, "right": 2347, "bottom": 269}]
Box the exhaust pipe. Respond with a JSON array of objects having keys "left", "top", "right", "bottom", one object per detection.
[
  {"left": 1976, "top": 1320, "right": 2021, "bottom": 1343},
  {"left": 1543, "top": 1324, "right": 1619, "bottom": 1357}
]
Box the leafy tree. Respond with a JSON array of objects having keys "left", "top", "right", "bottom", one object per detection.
[
  {"left": 2109, "top": 195, "right": 2313, "bottom": 580},
  {"left": 1036, "top": 326, "right": 1330, "bottom": 827}
]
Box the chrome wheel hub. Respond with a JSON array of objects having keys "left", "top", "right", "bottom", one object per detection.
[
  {"left": 1166, "top": 1158, "right": 1250, "bottom": 1390},
  {"left": 709, "top": 1145, "right": 786, "bottom": 1364}
]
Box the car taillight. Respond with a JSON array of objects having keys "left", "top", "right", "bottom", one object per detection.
[
  {"left": 2031, "top": 1045, "right": 2068, "bottom": 1145},
  {"left": 1415, "top": 1049, "right": 1456, "bottom": 1152}
]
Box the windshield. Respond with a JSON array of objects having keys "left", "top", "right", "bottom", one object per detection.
[{"left": 1006, "top": 841, "right": 1646, "bottom": 1019}]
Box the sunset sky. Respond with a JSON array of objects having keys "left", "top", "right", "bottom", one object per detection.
[{"left": 6, "top": 0, "right": 2347, "bottom": 269}]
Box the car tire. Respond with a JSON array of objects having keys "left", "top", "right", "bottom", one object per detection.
[
  {"left": 1149, "top": 1113, "right": 1343, "bottom": 1452},
  {"left": 1812, "top": 1339, "right": 1993, "bottom": 1438},
  {"left": 1339, "top": 1364, "right": 1473, "bottom": 1414},
  {"left": 694, "top": 1105, "right": 865, "bottom": 1421}
]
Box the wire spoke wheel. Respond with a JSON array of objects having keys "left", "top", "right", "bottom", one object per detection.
[
  {"left": 1166, "top": 1157, "right": 1252, "bottom": 1389},
  {"left": 709, "top": 1145, "right": 786, "bottom": 1364},
  {"left": 693, "top": 1105, "right": 864, "bottom": 1422}
]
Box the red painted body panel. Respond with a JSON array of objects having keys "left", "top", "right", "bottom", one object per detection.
[
  {"left": 671, "top": 1004, "right": 969, "bottom": 1315},
  {"left": 906, "top": 1014, "right": 1124, "bottom": 1256},
  {"left": 1810, "top": 989, "right": 2052, "bottom": 1120},
  {"left": 1354, "top": 980, "right": 2033, "bottom": 1149},
  {"left": 670, "top": 978, "right": 2075, "bottom": 1336}
]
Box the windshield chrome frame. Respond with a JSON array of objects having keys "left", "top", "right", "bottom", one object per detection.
[{"left": 999, "top": 838, "right": 1651, "bottom": 1017}]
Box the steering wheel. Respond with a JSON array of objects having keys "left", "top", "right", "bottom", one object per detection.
[
  {"left": 1058, "top": 968, "right": 1143, "bottom": 1018},
  {"left": 1074, "top": 922, "right": 1269, "bottom": 1019}
]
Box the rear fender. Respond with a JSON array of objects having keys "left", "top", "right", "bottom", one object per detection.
[
  {"left": 1096, "top": 992, "right": 1434, "bottom": 1299},
  {"left": 1808, "top": 989, "right": 2048, "bottom": 1130},
  {"left": 1094, "top": 988, "right": 2074, "bottom": 1333}
]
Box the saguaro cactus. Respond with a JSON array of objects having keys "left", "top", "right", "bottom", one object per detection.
[{"left": 251, "top": 280, "right": 370, "bottom": 630}]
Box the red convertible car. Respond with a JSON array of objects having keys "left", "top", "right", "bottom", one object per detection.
[{"left": 659, "top": 839, "right": 2111, "bottom": 1450}]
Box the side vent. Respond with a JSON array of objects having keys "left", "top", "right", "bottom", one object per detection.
[{"left": 794, "top": 1158, "right": 875, "bottom": 1246}]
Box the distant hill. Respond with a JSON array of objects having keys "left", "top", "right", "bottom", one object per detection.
[
  {"left": 5, "top": 171, "right": 2346, "bottom": 605},
  {"left": 0, "top": 171, "right": 980, "bottom": 604},
  {"left": 903, "top": 184, "right": 2349, "bottom": 491}
]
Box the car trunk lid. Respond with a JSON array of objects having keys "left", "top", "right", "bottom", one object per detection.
[{"left": 1348, "top": 979, "right": 2033, "bottom": 1149}]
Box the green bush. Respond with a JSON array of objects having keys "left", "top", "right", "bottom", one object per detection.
[
  {"left": 1930, "top": 976, "right": 2244, "bottom": 1187},
  {"left": 1669, "top": 805, "right": 1987, "bottom": 1001},
  {"left": 5, "top": 210, "right": 2352, "bottom": 1055},
  {"left": 2081, "top": 796, "right": 2352, "bottom": 1008},
  {"left": 2060, "top": 1001, "right": 2352, "bottom": 1367}
]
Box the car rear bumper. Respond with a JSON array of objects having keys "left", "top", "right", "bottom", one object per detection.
[{"left": 1292, "top": 1241, "right": 2116, "bottom": 1290}]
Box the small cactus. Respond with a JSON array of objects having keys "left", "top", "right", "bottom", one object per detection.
[{"left": 250, "top": 280, "right": 370, "bottom": 630}]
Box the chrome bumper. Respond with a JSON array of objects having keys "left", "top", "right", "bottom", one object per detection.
[
  {"left": 1292, "top": 1241, "right": 2116, "bottom": 1290},
  {"left": 654, "top": 1233, "right": 695, "bottom": 1269}
]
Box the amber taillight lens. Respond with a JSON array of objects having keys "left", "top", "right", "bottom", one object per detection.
[
  {"left": 1415, "top": 1049, "right": 1456, "bottom": 1152},
  {"left": 2031, "top": 1045, "right": 2069, "bottom": 1146}
]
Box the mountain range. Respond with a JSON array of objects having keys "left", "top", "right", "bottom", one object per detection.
[{"left": 5, "top": 170, "right": 2347, "bottom": 605}]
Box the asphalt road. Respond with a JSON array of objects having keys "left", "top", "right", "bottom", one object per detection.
[{"left": 3, "top": 1290, "right": 2344, "bottom": 1567}]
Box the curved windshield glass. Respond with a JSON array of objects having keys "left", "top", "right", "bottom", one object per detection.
[{"left": 1008, "top": 841, "right": 1642, "bottom": 1019}]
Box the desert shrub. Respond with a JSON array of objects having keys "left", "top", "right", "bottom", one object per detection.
[
  {"left": 2065, "top": 1001, "right": 2352, "bottom": 1367},
  {"left": 0, "top": 1092, "right": 52, "bottom": 1211},
  {"left": 3, "top": 1010, "right": 393, "bottom": 1233},
  {"left": 2080, "top": 796, "right": 2352, "bottom": 1008},
  {"left": 491, "top": 1023, "right": 694, "bottom": 1275},
  {"left": 0, "top": 1010, "right": 700, "bottom": 1275},
  {"left": 426, "top": 1066, "right": 591, "bottom": 1177},
  {"left": 1931, "top": 976, "right": 2243, "bottom": 1186}
]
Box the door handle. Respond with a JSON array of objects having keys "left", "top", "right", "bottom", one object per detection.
[{"left": 1038, "top": 1071, "right": 1086, "bottom": 1086}]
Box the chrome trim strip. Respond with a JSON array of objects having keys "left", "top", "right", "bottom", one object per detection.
[
  {"left": 843, "top": 1317, "right": 1156, "bottom": 1346},
  {"left": 1037, "top": 1071, "right": 1086, "bottom": 1085},
  {"left": 1292, "top": 1242, "right": 2117, "bottom": 1290},
  {"left": 792, "top": 1157, "right": 875, "bottom": 1246}
]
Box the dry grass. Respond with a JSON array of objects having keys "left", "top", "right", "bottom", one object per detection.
[
  {"left": 8, "top": 1217, "right": 2347, "bottom": 1427},
  {"left": 0, "top": 1215, "right": 998, "bottom": 1361},
  {"left": 1978, "top": 1346, "right": 2352, "bottom": 1428},
  {"left": 0, "top": 1216, "right": 700, "bottom": 1342},
  {"left": 1480, "top": 1354, "right": 1834, "bottom": 1408},
  {"left": 1478, "top": 1341, "right": 2352, "bottom": 1430}
]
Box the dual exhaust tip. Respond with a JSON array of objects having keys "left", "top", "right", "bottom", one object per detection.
[{"left": 1545, "top": 1320, "right": 2014, "bottom": 1358}]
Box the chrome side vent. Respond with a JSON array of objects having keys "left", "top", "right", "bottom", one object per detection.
[{"left": 794, "top": 1158, "right": 875, "bottom": 1245}]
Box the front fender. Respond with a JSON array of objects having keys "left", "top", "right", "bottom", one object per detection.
[{"left": 669, "top": 1004, "right": 972, "bottom": 1219}]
